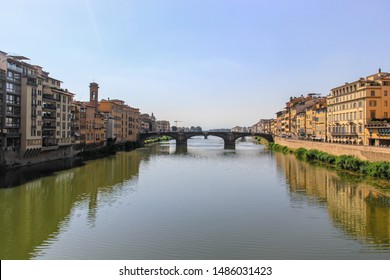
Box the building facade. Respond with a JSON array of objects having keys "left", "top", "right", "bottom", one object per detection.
[
  {"left": 0, "top": 51, "right": 73, "bottom": 155},
  {"left": 365, "top": 118, "right": 390, "bottom": 146},
  {"left": 156, "top": 120, "right": 170, "bottom": 132},
  {"left": 99, "top": 98, "right": 140, "bottom": 143},
  {"left": 327, "top": 70, "right": 390, "bottom": 145}
]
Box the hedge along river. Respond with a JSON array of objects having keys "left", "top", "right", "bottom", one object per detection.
[{"left": 0, "top": 136, "right": 389, "bottom": 259}]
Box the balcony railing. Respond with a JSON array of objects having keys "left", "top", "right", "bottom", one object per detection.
[
  {"left": 7, "top": 64, "right": 23, "bottom": 73},
  {"left": 6, "top": 101, "right": 21, "bottom": 106},
  {"left": 42, "top": 114, "right": 56, "bottom": 119},
  {"left": 331, "top": 132, "right": 358, "bottom": 136},
  {"left": 43, "top": 94, "right": 61, "bottom": 101},
  {"left": 6, "top": 88, "right": 21, "bottom": 95},
  {"left": 43, "top": 104, "right": 57, "bottom": 111},
  {"left": 42, "top": 125, "right": 56, "bottom": 130}
]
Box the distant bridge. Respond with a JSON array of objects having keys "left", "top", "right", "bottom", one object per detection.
[{"left": 138, "top": 131, "right": 274, "bottom": 149}]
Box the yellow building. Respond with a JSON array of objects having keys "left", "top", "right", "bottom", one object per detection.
[
  {"left": 313, "top": 102, "right": 327, "bottom": 141},
  {"left": 296, "top": 110, "right": 306, "bottom": 138},
  {"left": 327, "top": 69, "right": 390, "bottom": 145},
  {"left": 99, "top": 98, "right": 140, "bottom": 143},
  {"left": 306, "top": 98, "right": 327, "bottom": 141},
  {"left": 277, "top": 94, "right": 325, "bottom": 140}
]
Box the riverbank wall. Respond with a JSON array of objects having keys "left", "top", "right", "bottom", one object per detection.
[
  {"left": 0, "top": 146, "right": 76, "bottom": 170},
  {"left": 274, "top": 136, "right": 390, "bottom": 162},
  {"left": 0, "top": 141, "right": 139, "bottom": 172}
]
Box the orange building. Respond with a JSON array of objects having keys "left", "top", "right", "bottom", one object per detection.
[{"left": 99, "top": 98, "right": 139, "bottom": 143}]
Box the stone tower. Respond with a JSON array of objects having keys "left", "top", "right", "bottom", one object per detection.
[{"left": 89, "top": 82, "right": 99, "bottom": 108}]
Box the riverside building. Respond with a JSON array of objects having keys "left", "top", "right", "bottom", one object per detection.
[
  {"left": 99, "top": 98, "right": 140, "bottom": 143},
  {"left": 327, "top": 69, "right": 390, "bottom": 145},
  {"left": 0, "top": 51, "right": 73, "bottom": 156}
]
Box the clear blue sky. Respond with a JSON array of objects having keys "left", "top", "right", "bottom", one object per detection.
[{"left": 2, "top": 0, "right": 390, "bottom": 129}]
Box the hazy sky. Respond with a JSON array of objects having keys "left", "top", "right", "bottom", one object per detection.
[{"left": 2, "top": 0, "right": 390, "bottom": 129}]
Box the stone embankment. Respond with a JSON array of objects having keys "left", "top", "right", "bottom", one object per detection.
[
  {"left": 274, "top": 137, "right": 390, "bottom": 162},
  {"left": 0, "top": 141, "right": 140, "bottom": 172}
]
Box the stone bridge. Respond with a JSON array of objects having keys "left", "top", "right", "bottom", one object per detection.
[{"left": 138, "top": 131, "right": 274, "bottom": 149}]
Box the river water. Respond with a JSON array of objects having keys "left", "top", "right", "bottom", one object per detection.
[{"left": 1, "top": 136, "right": 390, "bottom": 259}]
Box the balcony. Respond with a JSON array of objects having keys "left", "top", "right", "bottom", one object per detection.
[
  {"left": 6, "top": 88, "right": 21, "bottom": 95},
  {"left": 4, "top": 123, "right": 21, "bottom": 128},
  {"left": 42, "top": 124, "right": 56, "bottom": 130},
  {"left": 43, "top": 104, "right": 57, "bottom": 111},
  {"left": 42, "top": 113, "right": 56, "bottom": 120},
  {"left": 42, "top": 131, "right": 55, "bottom": 137},
  {"left": 7, "top": 64, "right": 23, "bottom": 73},
  {"left": 6, "top": 100, "right": 21, "bottom": 106},
  {"left": 6, "top": 76, "right": 21, "bottom": 83},
  {"left": 27, "top": 77, "right": 37, "bottom": 86},
  {"left": 331, "top": 132, "right": 358, "bottom": 136},
  {"left": 43, "top": 94, "right": 60, "bottom": 102}
]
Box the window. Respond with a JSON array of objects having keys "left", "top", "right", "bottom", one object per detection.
[
  {"left": 385, "top": 112, "right": 388, "bottom": 118},
  {"left": 370, "top": 110, "right": 376, "bottom": 119},
  {"left": 385, "top": 101, "right": 388, "bottom": 107},
  {"left": 369, "top": 100, "right": 377, "bottom": 106},
  {"left": 5, "top": 117, "right": 20, "bottom": 127},
  {"left": 385, "top": 90, "right": 388, "bottom": 96},
  {"left": 371, "top": 90, "right": 375, "bottom": 96}
]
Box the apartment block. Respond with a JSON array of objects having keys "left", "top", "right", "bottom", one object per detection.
[
  {"left": 40, "top": 70, "right": 73, "bottom": 149},
  {"left": 0, "top": 51, "right": 74, "bottom": 156},
  {"left": 0, "top": 52, "right": 27, "bottom": 149},
  {"left": 327, "top": 70, "right": 390, "bottom": 145}
]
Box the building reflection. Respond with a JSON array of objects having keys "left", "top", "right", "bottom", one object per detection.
[
  {"left": 274, "top": 152, "right": 390, "bottom": 248},
  {"left": 0, "top": 151, "right": 141, "bottom": 259}
]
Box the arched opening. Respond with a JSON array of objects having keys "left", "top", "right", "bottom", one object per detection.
[{"left": 187, "top": 135, "right": 225, "bottom": 150}]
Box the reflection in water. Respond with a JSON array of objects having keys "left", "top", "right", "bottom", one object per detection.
[
  {"left": 0, "top": 158, "right": 84, "bottom": 188},
  {"left": 274, "top": 152, "right": 390, "bottom": 250},
  {"left": 0, "top": 152, "right": 141, "bottom": 259},
  {"left": 1, "top": 138, "right": 390, "bottom": 259}
]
